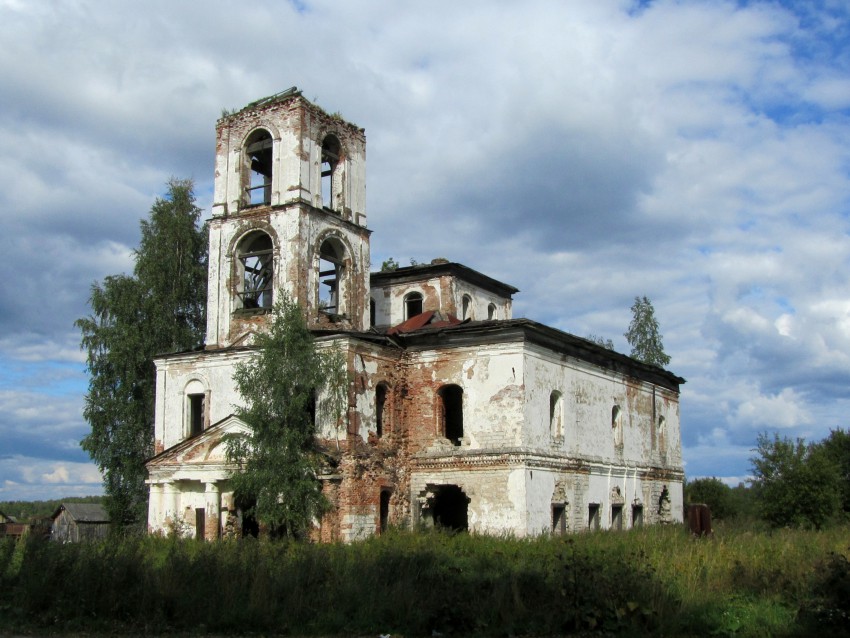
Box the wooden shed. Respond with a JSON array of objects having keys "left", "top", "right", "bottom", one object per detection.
[
  {"left": 0, "top": 510, "right": 29, "bottom": 540},
  {"left": 51, "top": 503, "right": 110, "bottom": 542}
]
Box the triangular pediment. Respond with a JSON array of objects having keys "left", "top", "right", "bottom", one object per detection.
[{"left": 147, "top": 414, "right": 250, "bottom": 471}]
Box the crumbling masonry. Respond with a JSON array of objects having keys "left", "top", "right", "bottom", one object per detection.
[{"left": 146, "top": 89, "right": 685, "bottom": 541}]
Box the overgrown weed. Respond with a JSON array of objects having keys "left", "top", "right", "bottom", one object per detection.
[{"left": 1, "top": 522, "right": 847, "bottom": 636}]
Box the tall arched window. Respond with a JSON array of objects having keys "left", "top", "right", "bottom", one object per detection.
[
  {"left": 321, "top": 135, "right": 341, "bottom": 211},
  {"left": 319, "top": 237, "right": 346, "bottom": 315},
  {"left": 236, "top": 231, "right": 273, "bottom": 310},
  {"left": 438, "top": 384, "right": 464, "bottom": 446},
  {"left": 487, "top": 303, "right": 497, "bottom": 320},
  {"left": 462, "top": 294, "right": 472, "bottom": 320},
  {"left": 657, "top": 415, "right": 667, "bottom": 453},
  {"left": 612, "top": 404, "right": 624, "bottom": 447},
  {"left": 184, "top": 379, "right": 209, "bottom": 439},
  {"left": 404, "top": 292, "right": 423, "bottom": 320},
  {"left": 244, "top": 129, "right": 273, "bottom": 207},
  {"left": 549, "top": 391, "right": 563, "bottom": 440}
]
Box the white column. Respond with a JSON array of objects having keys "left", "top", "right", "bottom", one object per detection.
[
  {"left": 205, "top": 482, "right": 221, "bottom": 540},
  {"left": 164, "top": 481, "right": 179, "bottom": 534},
  {"left": 148, "top": 483, "right": 163, "bottom": 533}
]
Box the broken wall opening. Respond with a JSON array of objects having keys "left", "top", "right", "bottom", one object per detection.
[{"left": 429, "top": 485, "right": 469, "bottom": 532}]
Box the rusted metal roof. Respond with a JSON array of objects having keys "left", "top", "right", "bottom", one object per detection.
[{"left": 386, "top": 310, "right": 463, "bottom": 335}]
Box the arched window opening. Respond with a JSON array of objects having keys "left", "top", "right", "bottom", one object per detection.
[
  {"left": 549, "top": 391, "right": 563, "bottom": 440},
  {"left": 438, "top": 384, "right": 464, "bottom": 446},
  {"left": 321, "top": 135, "right": 341, "bottom": 211},
  {"left": 656, "top": 415, "right": 667, "bottom": 454},
  {"left": 404, "top": 292, "right": 423, "bottom": 320},
  {"left": 244, "top": 129, "right": 273, "bottom": 207},
  {"left": 462, "top": 294, "right": 472, "bottom": 320},
  {"left": 612, "top": 404, "right": 624, "bottom": 447},
  {"left": 184, "top": 379, "right": 208, "bottom": 439},
  {"left": 188, "top": 394, "right": 205, "bottom": 436},
  {"left": 488, "top": 303, "right": 497, "bottom": 320},
  {"left": 319, "top": 238, "right": 345, "bottom": 314},
  {"left": 370, "top": 298, "right": 376, "bottom": 327},
  {"left": 375, "top": 383, "right": 388, "bottom": 437},
  {"left": 237, "top": 232, "right": 273, "bottom": 310}
]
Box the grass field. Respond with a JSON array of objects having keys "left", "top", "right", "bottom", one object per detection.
[{"left": 1, "top": 522, "right": 847, "bottom": 636}]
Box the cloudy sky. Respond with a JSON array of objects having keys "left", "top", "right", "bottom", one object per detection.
[{"left": 1, "top": 0, "right": 849, "bottom": 500}]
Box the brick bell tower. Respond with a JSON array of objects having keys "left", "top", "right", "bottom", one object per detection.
[{"left": 203, "top": 88, "right": 370, "bottom": 349}]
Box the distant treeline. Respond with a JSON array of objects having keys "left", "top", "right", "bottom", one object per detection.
[{"left": 0, "top": 495, "right": 104, "bottom": 522}]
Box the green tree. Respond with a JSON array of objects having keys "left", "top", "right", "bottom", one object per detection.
[
  {"left": 624, "top": 295, "right": 670, "bottom": 367},
  {"left": 685, "top": 477, "right": 736, "bottom": 520},
  {"left": 77, "top": 179, "right": 207, "bottom": 529},
  {"left": 226, "top": 296, "right": 344, "bottom": 537},
  {"left": 750, "top": 432, "right": 841, "bottom": 529},
  {"left": 380, "top": 257, "right": 400, "bottom": 272},
  {"left": 818, "top": 428, "right": 850, "bottom": 517}
]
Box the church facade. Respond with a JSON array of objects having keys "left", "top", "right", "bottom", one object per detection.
[{"left": 145, "top": 89, "right": 685, "bottom": 541}]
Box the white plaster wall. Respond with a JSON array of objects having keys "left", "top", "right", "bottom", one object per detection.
[
  {"left": 454, "top": 279, "right": 512, "bottom": 321},
  {"left": 521, "top": 345, "right": 682, "bottom": 467},
  {"left": 371, "top": 275, "right": 512, "bottom": 328},
  {"left": 213, "top": 98, "right": 366, "bottom": 223},
  {"left": 342, "top": 512, "right": 375, "bottom": 542},
  {"left": 410, "top": 467, "right": 527, "bottom": 535},
  {"left": 204, "top": 206, "right": 370, "bottom": 348},
  {"left": 411, "top": 342, "right": 526, "bottom": 450},
  {"left": 154, "top": 350, "right": 250, "bottom": 452}
]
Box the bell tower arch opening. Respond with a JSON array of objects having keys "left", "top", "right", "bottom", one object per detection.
[
  {"left": 243, "top": 129, "right": 273, "bottom": 208},
  {"left": 318, "top": 236, "right": 347, "bottom": 316},
  {"left": 321, "top": 134, "right": 342, "bottom": 212},
  {"left": 235, "top": 231, "right": 274, "bottom": 310},
  {"left": 208, "top": 89, "right": 371, "bottom": 345}
]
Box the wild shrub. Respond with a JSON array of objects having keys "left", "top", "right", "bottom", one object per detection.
[{"left": 3, "top": 524, "right": 848, "bottom": 636}]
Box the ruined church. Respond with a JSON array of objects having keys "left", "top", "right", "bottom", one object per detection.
[{"left": 146, "top": 89, "right": 685, "bottom": 541}]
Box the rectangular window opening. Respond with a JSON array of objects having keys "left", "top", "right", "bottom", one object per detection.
[
  {"left": 380, "top": 490, "right": 391, "bottom": 534},
  {"left": 632, "top": 505, "right": 644, "bottom": 528},
  {"left": 195, "top": 507, "right": 206, "bottom": 540},
  {"left": 588, "top": 503, "right": 600, "bottom": 531},
  {"left": 611, "top": 504, "right": 623, "bottom": 531},
  {"left": 552, "top": 504, "right": 566, "bottom": 535},
  {"left": 189, "top": 394, "right": 205, "bottom": 437}
]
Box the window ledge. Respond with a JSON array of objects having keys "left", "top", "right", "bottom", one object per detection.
[{"left": 233, "top": 307, "right": 272, "bottom": 317}]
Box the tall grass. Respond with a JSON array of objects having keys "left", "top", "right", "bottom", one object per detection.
[{"left": 1, "top": 523, "right": 847, "bottom": 636}]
